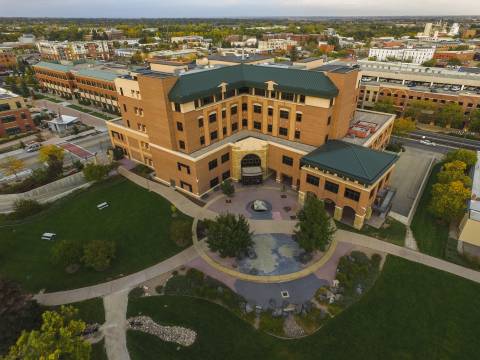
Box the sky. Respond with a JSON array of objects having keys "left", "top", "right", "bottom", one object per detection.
[{"left": 0, "top": 0, "right": 479, "bottom": 18}]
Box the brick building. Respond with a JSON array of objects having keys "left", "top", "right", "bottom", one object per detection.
[
  {"left": 0, "top": 47, "right": 16, "bottom": 70},
  {"left": 107, "top": 63, "right": 397, "bottom": 229},
  {"left": 0, "top": 88, "right": 35, "bottom": 137}
]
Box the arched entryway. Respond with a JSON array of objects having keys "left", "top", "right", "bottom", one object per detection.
[
  {"left": 323, "top": 199, "right": 335, "bottom": 218},
  {"left": 241, "top": 154, "right": 262, "bottom": 185},
  {"left": 341, "top": 206, "right": 356, "bottom": 226}
]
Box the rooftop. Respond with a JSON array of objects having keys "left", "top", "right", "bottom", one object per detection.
[
  {"left": 207, "top": 54, "right": 274, "bottom": 64},
  {"left": 34, "top": 61, "right": 73, "bottom": 72},
  {"left": 301, "top": 140, "right": 398, "bottom": 186},
  {"left": 342, "top": 110, "right": 395, "bottom": 146},
  {"left": 168, "top": 63, "right": 339, "bottom": 103},
  {"left": 34, "top": 60, "right": 131, "bottom": 81},
  {"left": 0, "top": 87, "right": 19, "bottom": 100},
  {"left": 73, "top": 68, "right": 119, "bottom": 82},
  {"left": 313, "top": 63, "right": 360, "bottom": 74}
]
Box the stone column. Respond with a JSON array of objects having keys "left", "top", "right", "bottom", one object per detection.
[
  {"left": 334, "top": 206, "right": 343, "bottom": 221},
  {"left": 354, "top": 213, "right": 365, "bottom": 230},
  {"left": 457, "top": 240, "right": 464, "bottom": 254},
  {"left": 298, "top": 191, "right": 306, "bottom": 206},
  {"left": 365, "top": 206, "right": 372, "bottom": 220}
]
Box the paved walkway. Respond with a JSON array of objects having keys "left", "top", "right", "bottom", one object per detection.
[{"left": 102, "top": 290, "right": 130, "bottom": 360}]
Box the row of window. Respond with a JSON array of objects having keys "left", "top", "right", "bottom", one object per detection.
[
  {"left": 79, "top": 89, "right": 117, "bottom": 101},
  {"left": 208, "top": 152, "right": 230, "bottom": 170},
  {"left": 210, "top": 171, "right": 231, "bottom": 188},
  {"left": 76, "top": 78, "right": 115, "bottom": 91},
  {"left": 35, "top": 69, "right": 69, "bottom": 80},
  {"left": 0, "top": 101, "right": 22, "bottom": 112},
  {"left": 1, "top": 113, "right": 27, "bottom": 123},
  {"left": 306, "top": 174, "right": 361, "bottom": 202}
]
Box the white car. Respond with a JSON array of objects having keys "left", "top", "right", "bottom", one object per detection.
[{"left": 420, "top": 139, "right": 436, "bottom": 146}]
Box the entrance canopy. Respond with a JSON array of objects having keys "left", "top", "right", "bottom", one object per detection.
[{"left": 242, "top": 166, "right": 262, "bottom": 177}]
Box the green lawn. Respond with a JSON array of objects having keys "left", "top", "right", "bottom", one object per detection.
[
  {"left": 0, "top": 177, "right": 192, "bottom": 292},
  {"left": 35, "top": 93, "right": 63, "bottom": 103},
  {"left": 411, "top": 163, "right": 449, "bottom": 258},
  {"left": 66, "top": 104, "right": 114, "bottom": 120},
  {"left": 127, "top": 256, "right": 480, "bottom": 359},
  {"left": 336, "top": 217, "right": 406, "bottom": 246},
  {"left": 72, "top": 297, "right": 105, "bottom": 325}
]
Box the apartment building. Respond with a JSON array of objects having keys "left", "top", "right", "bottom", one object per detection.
[
  {"left": 0, "top": 88, "right": 35, "bottom": 137},
  {"left": 36, "top": 40, "right": 113, "bottom": 61},
  {"left": 32, "top": 61, "right": 121, "bottom": 113},
  {"left": 0, "top": 47, "right": 16, "bottom": 70},
  {"left": 357, "top": 60, "right": 480, "bottom": 121},
  {"left": 107, "top": 63, "right": 397, "bottom": 229},
  {"left": 258, "top": 39, "right": 298, "bottom": 52},
  {"left": 368, "top": 46, "right": 435, "bottom": 64}
]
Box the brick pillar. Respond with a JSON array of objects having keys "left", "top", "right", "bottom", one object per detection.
[
  {"left": 334, "top": 206, "right": 343, "bottom": 221},
  {"left": 354, "top": 213, "right": 365, "bottom": 230}
]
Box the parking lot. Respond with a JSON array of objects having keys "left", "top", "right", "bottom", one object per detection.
[{"left": 389, "top": 146, "right": 440, "bottom": 221}]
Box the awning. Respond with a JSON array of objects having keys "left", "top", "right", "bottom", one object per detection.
[{"left": 242, "top": 166, "right": 262, "bottom": 177}]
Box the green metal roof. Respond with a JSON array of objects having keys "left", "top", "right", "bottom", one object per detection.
[
  {"left": 168, "top": 64, "right": 339, "bottom": 103},
  {"left": 301, "top": 140, "right": 398, "bottom": 186},
  {"left": 34, "top": 61, "right": 73, "bottom": 72},
  {"left": 75, "top": 69, "right": 118, "bottom": 82}
]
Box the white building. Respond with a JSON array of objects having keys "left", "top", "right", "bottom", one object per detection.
[
  {"left": 231, "top": 38, "right": 257, "bottom": 47},
  {"left": 47, "top": 115, "right": 79, "bottom": 134},
  {"left": 258, "top": 38, "right": 297, "bottom": 51},
  {"left": 448, "top": 23, "right": 460, "bottom": 37},
  {"left": 368, "top": 46, "right": 435, "bottom": 64},
  {"left": 18, "top": 34, "right": 36, "bottom": 44},
  {"left": 36, "top": 40, "right": 112, "bottom": 61}
]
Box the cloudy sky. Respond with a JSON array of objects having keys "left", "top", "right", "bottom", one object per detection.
[{"left": 0, "top": 0, "right": 479, "bottom": 17}]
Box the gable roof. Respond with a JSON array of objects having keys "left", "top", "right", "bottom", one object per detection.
[
  {"left": 301, "top": 140, "right": 398, "bottom": 186},
  {"left": 168, "top": 64, "right": 338, "bottom": 103}
]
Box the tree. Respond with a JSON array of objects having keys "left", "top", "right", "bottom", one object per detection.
[
  {"left": 289, "top": 46, "right": 299, "bottom": 61},
  {"left": 469, "top": 110, "right": 480, "bottom": 133},
  {"left": 82, "top": 240, "right": 116, "bottom": 271},
  {"left": 437, "top": 161, "right": 472, "bottom": 187},
  {"left": 404, "top": 100, "right": 436, "bottom": 123},
  {"left": 429, "top": 180, "right": 471, "bottom": 222},
  {"left": 4, "top": 306, "right": 90, "bottom": 360},
  {"left": 0, "top": 156, "right": 25, "bottom": 180},
  {"left": 206, "top": 213, "right": 253, "bottom": 258},
  {"left": 0, "top": 278, "right": 42, "bottom": 355},
  {"left": 393, "top": 117, "right": 416, "bottom": 135},
  {"left": 435, "top": 103, "right": 464, "bottom": 128},
  {"left": 294, "top": 196, "right": 335, "bottom": 252},
  {"left": 220, "top": 180, "right": 235, "bottom": 197},
  {"left": 51, "top": 239, "right": 83, "bottom": 268},
  {"left": 422, "top": 59, "right": 437, "bottom": 67},
  {"left": 373, "top": 99, "right": 396, "bottom": 114},
  {"left": 82, "top": 163, "right": 110, "bottom": 182},
  {"left": 130, "top": 51, "right": 143, "bottom": 65},
  {"left": 445, "top": 149, "right": 478, "bottom": 167},
  {"left": 38, "top": 144, "right": 64, "bottom": 163},
  {"left": 447, "top": 58, "right": 462, "bottom": 66}
]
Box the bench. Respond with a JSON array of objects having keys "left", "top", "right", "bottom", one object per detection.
[
  {"left": 41, "top": 233, "right": 56, "bottom": 241},
  {"left": 97, "top": 202, "right": 109, "bottom": 210}
]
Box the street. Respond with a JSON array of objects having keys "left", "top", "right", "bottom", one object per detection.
[{"left": 408, "top": 130, "right": 480, "bottom": 151}]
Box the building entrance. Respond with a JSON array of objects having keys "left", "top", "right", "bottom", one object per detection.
[{"left": 241, "top": 154, "right": 262, "bottom": 185}]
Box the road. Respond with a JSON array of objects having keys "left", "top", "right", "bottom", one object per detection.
[
  {"left": 408, "top": 130, "right": 480, "bottom": 151},
  {"left": 0, "top": 132, "right": 110, "bottom": 176},
  {"left": 391, "top": 135, "right": 452, "bottom": 155}
]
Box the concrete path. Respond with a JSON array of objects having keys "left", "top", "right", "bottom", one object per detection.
[
  {"left": 336, "top": 230, "right": 480, "bottom": 284},
  {"left": 405, "top": 227, "right": 419, "bottom": 251},
  {"left": 34, "top": 246, "right": 198, "bottom": 306},
  {"left": 102, "top": 290, "right": 130, "bottom": 360}
]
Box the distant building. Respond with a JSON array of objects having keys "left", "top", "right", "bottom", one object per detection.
[
  {"left": 448, "top": 23, "right": 460, "bottom": 37},
  {"left": 433, "top": 50, "right": 475, "bottom": 63},
  {"left": 258, "top": 38, "right": 297, "bottom": 52},
  {"left": 0, "top": 87, "right": 35, "bottom": 137},
  {"left": 318, "top": 41, "right": 335, "bottom": 54},
  {"left": 0, "top": 47, "right": 16, "bottom": 70},
  {"left": 462, "top": 29, "right": 477, "bottom": 39},
  {"left": 36, "top": 40, "right": 113, "bottom": 61},
  {"left": 105, "top": 29, "right": 125, "bottom": 40},
  {"left": 114, "top": 48, "right": 138, "bottom": 58},
  {"left": 368, "top": 46, "right": 435, "bottom": 64},
  {"left": 47, "top": 114, "right": 80, "bottom": 134},
  {"left": 18, "top": 34, "right": 36, "bottom": 44}
]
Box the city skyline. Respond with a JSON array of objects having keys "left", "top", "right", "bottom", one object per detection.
[{"left": 1, "top": 0, "right": 480, "bottom": 18}]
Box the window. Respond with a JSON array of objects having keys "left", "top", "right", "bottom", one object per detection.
[
  {"left": 210, "top": 130, "right": 218, "bottom": 141},
  {"left": 222, "top": 109, "right": 226, "bottom": 119},
  {"left": 180, "top": 181, "right": 193, "bottom": 192},
  {"left": 325, "top": 181, "right": 339, "bottom": 194},
  {"left": 282, "top": 155, "right": 293, "bottom": 166},
  {"left": 279, "top": 110, "right": 289, "bottom": 119},
  {"left": 0, "top": 103, "right": 10, "bottom": 111},
  {"left": 270, "top": 90, "right": 277, "bottom": 99},
  {"left": 231, "top": 122, "right": 238, "bottom": 132},
  {"left": 294, "top": 130, "right": 300, "bottom": 139},
  {"left": 174, "top": 103, "right": 181, "bottom": 112},
  {"left": 296, "top": 112, "right": 302, "bottom": 122},
  {"left": 209, "top": 112, "right": 217, "bottom": 123},
  {"left": 126, "top": 119, "right": 130, "bottom": 128},
  {"left": 176, "top": 122, "right": 183, "bottom": 131},
  {"left": 222, "top": 170, "right": 231, "bottom": 181},
  {"left": 306, "top": 174, "right": 320, "bottom": 186},
  {"left": 344, "top": 188, "right": 360, "bottom": 202},
  {"left": 230, "top": 105, "right": 237, "bottom": 115},
  {"left": 15, "top": 101, "right": 22, "bottom": 109},
  {"left": 210, "top": 177, "right": 219, "bottom": 188},
  {"left": 200, "top": 136, "right": 205, "bottom": 145},
  {"left": 329, "top": 98, "right": 334, "bottom": 107},
  {"left": 299, "top": 94, "right": 306, "bottom": 103},
  {"left": 1, "top": 115, "right": 16, "bottom": 123},
  {"left": 177, "top": 162, "right": 191, "bottom": 174},
  {"left": 123, "top": 104, "right": 127, "bottom": 112},
  {"left": 268, "top": 107, "right": 273, "bottom": 116},
  {"left": 281, "top": 92, "right": 294, "bottom": 101},
  {"left": 325, "top": 135, "right": 329, "bottom": 142},
  {"left": 327, "top": 116, "right": 332, "bottom": 125},
  {"left": 267, "top": 124, "right": 273, "bottom": 132},
  {"left": 208, "top": 159, "right": 218, "bottom": 170},
  {"left": 242, "top": 118, "right": 248, "bottom": 127},
  {"left": 253, "top": 121, "right": 262, "bottom": 130},
  {"left": 179, "top": 140, "right": 185, "bottom": 149},
  {"left": 242, "top": 103, "right": 248, "bottom": 111},
  {"left": 253, "top": 104, "right": 262, "bottom": 114},
  {"left": 198, "top": 117, "right": 204, "bottom": 127},
  {"left": 221, "top": 153, "right": 230, "bottom": 163},
  {"left": 223, "top": 126, "right": 227, "bottom": 135},
  {"left": 279, "top": 127, "right": 288, "bottom": 136}
]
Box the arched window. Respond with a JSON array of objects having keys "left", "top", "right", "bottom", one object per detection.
[{"left": 241, "top": 154, "right": 261, "bottom": 168}]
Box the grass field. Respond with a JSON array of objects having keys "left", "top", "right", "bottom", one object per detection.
[
  {"left": 336, "top": 217, "right": 406, "bottom": 246},
  {"left": 0, "top": 177, "right": 192, "bottom": 292},
  {"left": 411, "top": 163, "right": 449, "bottom": 258},
  {"left": 66, "top": 104, "right": 114, "bottom": 120},
  {"left": 127, "top": 256, "right": 480, "bottom": 360}
]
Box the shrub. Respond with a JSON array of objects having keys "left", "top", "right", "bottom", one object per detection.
[
  {"left": 445, "top": 149, "right": 477, "bottom": 168},
  {"left": 73, "top": 160, "right": 84, "bottom": 171},
  {"left": 112, "top": 147, "right": 124, "bottom": 161},
  {"left": 82, "top": 240, "right": 116, "bottom": 271},
  {"left": 170, "top": 219, "right": 192, "bottom": 247},
  {"left": 129, "top": 287, "right": 144, "bottom": 299},
  {"left": 206, "top": 213, "right": 253, "bottom": 258},
  {"left": 221, "top": 180, "right": 235, "bottom": 197},
  {"left": 51, "top": 240, "right": 82, "bottom": 267},
  {"left": 9, "top": 199, "right": 43, "bottom": 219},
  {"left": 83, "top": 163, "right": 110, "bottom": 182}
]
